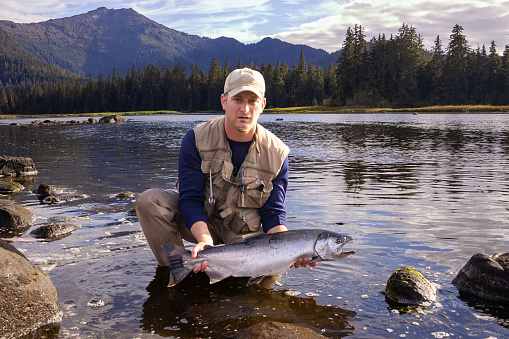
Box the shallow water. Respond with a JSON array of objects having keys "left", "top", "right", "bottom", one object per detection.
[{"left": 1, "top": 113, "right": 508, "bottom": 338}]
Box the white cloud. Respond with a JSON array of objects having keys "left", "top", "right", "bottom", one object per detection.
[
  {"left": 0, "top": 0, "right": 508, "bottom": 53},
  {"left": 273, "top": 0, "right": 509, "bottom": 52}
]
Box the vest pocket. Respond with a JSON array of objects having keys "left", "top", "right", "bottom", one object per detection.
[
  {"left": 244, "top": 181, "right": 273, "bottom": 207},
  {"left": 222, "top": 207, "right": 261, "bottom": 234}
]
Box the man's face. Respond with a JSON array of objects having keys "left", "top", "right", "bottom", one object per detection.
[{"left": 221, "top": 91, "right": 266, "bottom": 140}]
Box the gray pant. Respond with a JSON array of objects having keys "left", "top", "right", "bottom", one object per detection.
[{"left": 135, "top": 188, "right": 244, "bottom": 266}]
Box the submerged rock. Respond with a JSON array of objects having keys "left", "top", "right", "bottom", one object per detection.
[
  {"left": 33, "top": 183, "right": 87, "bottom": 204},
  {"left": 0, "top": 239, "right": 63, "bottom": 337},
  {"left": 111, "top": 191, "right": 134, "bottom": 199},
  {"left": 383, "top": 267, "right": 437, "bottom": 306},
  {"left": 234, "top": 321, "right": 325, "bottom": 338},
  {"left": 452, "top": 252, "right": 509, "bottom": 304},
  {"left": 30, "top": 224, "right": 79, "bottom": 241},
  {"left": 0, "top": 179, "right": 24, "bottom": 194},
  {"left": 0, "top": 200, "right": 36, "bottom": 235},
  {"left": 0, "top": 155, "right": 38, "bottom": 177}
]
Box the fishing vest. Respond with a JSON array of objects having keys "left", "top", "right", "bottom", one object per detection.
[{"left": 193, "top": 116, "right": 290, "bottom": 234}]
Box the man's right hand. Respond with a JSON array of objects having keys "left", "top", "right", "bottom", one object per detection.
[{"left": 190, "top": 221, "right": 214, "bottom": 273}]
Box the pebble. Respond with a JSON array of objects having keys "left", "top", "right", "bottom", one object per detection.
[
  {"left": 431, "top": 332, "right": 451, "bottom": 339},
  {"left": 87, "top": 298, "right": 105, "bottom": 308},
  {"left": 305, "top": 292, "right": 319, "bottom": 297},
  {"left": 285, "top": 290, "right": 301, "bottom": 297},
  {"left": 360, "top": 294, "right": 369, "bottom": 299}
]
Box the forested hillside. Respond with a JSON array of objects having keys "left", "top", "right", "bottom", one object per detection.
[
  {"left": 0, "top": 7, "right": 335, "bottom": 79},
  {"left": 0, "top": 27, "right": 81, "bottom": 89}
]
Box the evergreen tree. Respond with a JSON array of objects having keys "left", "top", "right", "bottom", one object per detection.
[
  {"left": 487, "top": 41, "right": 502, "bottom": 103},
  {"left": 207, "top": 58, "right": 224, "bottom": 110},
  {"left": 443, "top": 24, "right": 470, "bottom": 104}
]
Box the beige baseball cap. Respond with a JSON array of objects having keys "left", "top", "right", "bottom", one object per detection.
[{"left": 224, "top": 68, "right": 265, "bottom": 100}]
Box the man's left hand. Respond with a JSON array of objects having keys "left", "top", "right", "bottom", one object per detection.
[{"left": 291, "top": 257, "right": 317, "bottom": 269}]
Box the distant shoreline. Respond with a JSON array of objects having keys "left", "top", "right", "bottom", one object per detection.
[{"left": 1, "top": 105, "right": 509, "bottom": 119}]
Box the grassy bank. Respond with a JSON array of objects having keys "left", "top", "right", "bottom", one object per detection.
[
  {"left": 2, "top": 105, "right": 509, "bottom": 119},
  {"left": 264, "top": 105, "right": 509, "bottom": 114}
]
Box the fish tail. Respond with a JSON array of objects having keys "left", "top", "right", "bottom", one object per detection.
[{"left": 161, "top": 244, "right": 193, "bottom": 287}]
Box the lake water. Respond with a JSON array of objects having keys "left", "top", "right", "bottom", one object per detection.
[{"left": 1, "top": 113, "right": 508, "bottom": 338}]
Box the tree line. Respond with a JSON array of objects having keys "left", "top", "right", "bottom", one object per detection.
[
  {"left": 1, "top": 23, "right": 509, "bottom": 115},
  {"left": 337, "top": 24, "right": 509, "bottom": 107}
]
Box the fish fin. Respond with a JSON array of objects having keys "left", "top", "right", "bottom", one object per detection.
[
  {"left": 240, "top": 230, "right": 265, "bottom": 242},
  {"left": 161, "top": 244, "right": 193, "bottom": 287},
  {"left": 247, "top": 275, "right": 266, "bottom": 286},
  {"left": 205, "top": 268, "right": 230, "bottom": 284}
]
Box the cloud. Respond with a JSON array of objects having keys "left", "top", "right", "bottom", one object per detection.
[
  {"left": 1, "top": 0, "right": 508, "bottom": 54},
  {"left": 272, "top": 0, "right": 509, "bottom": 52}
]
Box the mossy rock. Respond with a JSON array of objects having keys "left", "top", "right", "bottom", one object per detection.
[
  {"left": 383, "top": 267, "right": 437, "bottom": 306},
  {"left": 0, "top": 179, "right": 24, "bottom": 194}
]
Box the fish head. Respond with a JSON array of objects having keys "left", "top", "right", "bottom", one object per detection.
[{"left": 314, "top": 231, "right": 355, "bottom": 261}]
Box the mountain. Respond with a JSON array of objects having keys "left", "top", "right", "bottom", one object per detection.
[
  {"left": 0, "top": 7, "right": 338, "bottom": 79},
  {"left": 0, "top": 27, "right": 81, "bottom": 89}
]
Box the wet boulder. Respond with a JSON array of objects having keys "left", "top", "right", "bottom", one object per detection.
[
  {"left": 33, "top": 183, "right": 61, "bottom": 200},
  {"left": 87, "top": 117, "right": 98, "bottom": 124},
  {"left": 452, "top": 252, "right": 509, "bottom": 304},
  {"left": 0, "top": 200, "right": 35, "bottom": 235},
  {"left": 0, "top": 239, "right": 63, "bottom": 337},
  {"left": 0, "top": 179, "right": 24, "bottom": 194},
  {"left": 383, "top": 267, "right": 437, "bottom": 306},
  {"left": 30, "top": 224, "right": 79, "bottom": 241},
  {"left": 111, "top": 191, "right": 134, "bottom": 199},
  {"left": 0, "top": 155, "right": 38, "bottom": 177},
  {"left": 234, "top": 321, "right": 325, "bottom": 339},
  {"left": 99, "top": 114, "right": 126, "bottom": 123}
]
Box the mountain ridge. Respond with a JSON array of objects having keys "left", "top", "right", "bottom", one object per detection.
[{"left": 0, "top": 7, "right": 338, "bottom": 79}]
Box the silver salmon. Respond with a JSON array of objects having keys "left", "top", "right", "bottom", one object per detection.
[{"left": 162, "top": 229, "right": 355, "bottom": 287}]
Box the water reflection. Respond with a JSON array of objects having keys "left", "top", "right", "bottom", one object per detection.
[
  {"left": 141, "top": 268, "right": 356, "bottom": 338},
  {"left": 1, "top": 114, "right": 509, "bottom": 338}
]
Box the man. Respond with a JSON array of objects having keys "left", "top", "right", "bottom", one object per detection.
[{"left": 135, "top": 68, "right": 314, "bottom": 275}]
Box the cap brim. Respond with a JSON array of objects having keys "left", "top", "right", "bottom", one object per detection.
[{"left": 227, "top": 86, "right": 264, "bottom": 100}]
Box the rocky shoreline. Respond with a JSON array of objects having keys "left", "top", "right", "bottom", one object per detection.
[{"left": 7, "top": 114, "right": 128, "bottom": 126}]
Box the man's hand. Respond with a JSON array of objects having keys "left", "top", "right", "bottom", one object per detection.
[
  {"left": 291, "top": 257, "right": 317, "bottom": 268},
  {"left": 190, "top": 221, "right": 214, "bottom": 273},
  {"left": 267, "top": 225, "right": 317, "bottom": 269}
]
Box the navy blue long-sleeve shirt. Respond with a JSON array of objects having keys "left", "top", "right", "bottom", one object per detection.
[{"left": 178, "top": 129, "right": 288, "bottom": 233}]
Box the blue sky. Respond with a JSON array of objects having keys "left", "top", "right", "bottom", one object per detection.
[{"left": 1, "top": 0, "right": 509, "bottom": 53}]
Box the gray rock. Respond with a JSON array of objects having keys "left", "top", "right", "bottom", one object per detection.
[
  {"left": 0, "top": 200, "right": 36, "bottom": 234},
  {"left": 452, "top": 252, "right": 509, "bottom": 304},
  {"left": 99, "top": 114, "right": 126, "bottom": 123},
  {"left": 30, "top": 224, "right": 79, "bottom": 241},
  {"left": 33, "top": 183, "right": 61, "bottom": 200},
  {"left": 0, "top": 155, "right": 38, "bottom": 177},
  {"left": 0, "top": 239, "right": 63, "bottom": 337},
  {"left": 87, "top": 117, "right": 97, "bottom": 124},
  {"left": 383, "top": 267, "right": 437, "bottom": 306},
  {"left": 234, "top": 321, "right": 325, "bottom": 339}
]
